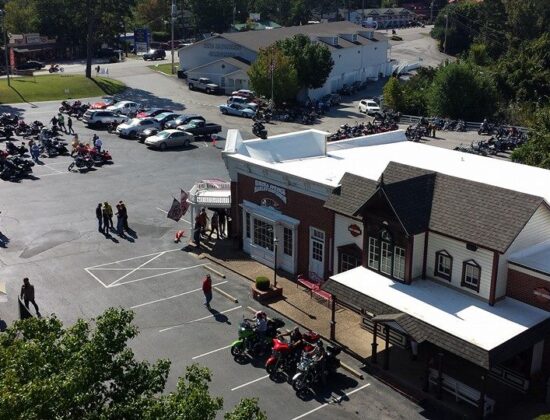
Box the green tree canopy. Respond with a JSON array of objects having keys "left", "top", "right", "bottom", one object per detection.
[
  {"left": 248, "top": 45, "right": 299, "bottom": 104},
  {"left": 0, "top": 308, "right": 265, "bottom": 419},
  {"left": 188, "top": 0, "right": 233, "bottom": 33},
  {"left": 382, "top": 77, "right": 404, "bottom": 111},
  {"left": 277, "top": 34, "right": 334, "bottom": 90},
  {"left": 511, "top": 107, "right": 550, "bottom": 169},
  {"left": 427, "top": 62, "right": 497, "bottom": 120}
]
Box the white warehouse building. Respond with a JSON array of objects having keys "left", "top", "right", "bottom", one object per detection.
[{"left": 178, "top": 21, "right": 392, "bottom": 98}]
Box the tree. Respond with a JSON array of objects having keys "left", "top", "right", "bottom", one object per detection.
[
  {"left": 188, "top": 0, "right": 233, "bottom": 33},
  {"left": 0, "top": 308, "right": 264, "bottom": 419},
  {"left": 248, "top": 45, "right": 300, "bottom": 104},
  {"left": 277, "top": 34, "right": 334, "bottom": 90},
  {"left": 225, "top": 398, "right": 267, "bottom": 420},
  {"left": 511, "top": 107, "right": 550, "bottom": 169},
  {"left": 3, "top": 0, "right": 38, "bottom": 33},
  {"left": 427, "top": 62, "right": 497, "bottom": 120},
  {"left": 135, "top": 0, "right": 171, "bottom": 31},
  {"left": 382, "top": 77, "right": 404, "bottom": 111}
]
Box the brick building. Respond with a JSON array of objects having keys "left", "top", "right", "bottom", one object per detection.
[{"left": 223, "top": 128, "right": 550, "bottom": 416}]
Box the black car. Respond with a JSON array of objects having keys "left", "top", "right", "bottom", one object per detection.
[
  {"left": 16, "top": 60, "right": 45, "bottom": 71},
  {"left": 164, "top": 114, "right": 206, "bottom": 129},
  {"left": 138, "top": 127, "right": 160, "bottom": 143},
  {"left": 143, "top": 49, "right": 166, "bottom": 61}
]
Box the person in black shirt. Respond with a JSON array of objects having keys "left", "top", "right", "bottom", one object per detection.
[{"left": 20, "top": 277, "right": 40, "bottom": 317}]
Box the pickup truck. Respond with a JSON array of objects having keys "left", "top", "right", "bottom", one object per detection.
[
  {"left": 188, "top": 77, "right": 219, "bottom": 94},
  {"left": 177, "top": 120, "right": 222, "bottom": 138}
]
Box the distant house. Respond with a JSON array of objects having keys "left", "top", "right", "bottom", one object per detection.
[
  {"left": 230, "top": 20, "right": 282, "bottom": 32},
  {"left": 7, "top": 33, "right": 57, "bottom": 68},
  {"left": 346, "top": 8, "right": 419, "bottom": 28}
]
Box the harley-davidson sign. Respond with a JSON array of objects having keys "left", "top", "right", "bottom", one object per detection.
[
  {"left": 348, "top": 224, "right": 362, "bottom": 237},
  {"left": 254, "top": 180, "right": 287, "bottom": 203}
]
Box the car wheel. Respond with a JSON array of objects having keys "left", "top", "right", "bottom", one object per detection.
[
  {"left": 206, "top": 88, "right": 211, "bottom": 94},
  {"left": 183, "top": 139, "right": 190, "bottom": 147},
  {"left": 129, "top": 130, "right": 137, "bottom": 139},
  {"left": 159, "top": 142, "right": 167, "bottom": 151},
  {"left": 221, "top": 108, "right": 227, "bottom": 115},
  {"left": 189, "top": 84, "right": 194, "bottom": 90}
]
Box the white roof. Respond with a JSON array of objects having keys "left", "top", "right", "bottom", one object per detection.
[
  {"left": 225, "top": 129, "right": 550, "bottom": 203},
  {"left": 331, "top": 266, "right": 550, "bottom": 350},
  {"left": 509, "top": 240, "right": 550, "bottom": 276}
]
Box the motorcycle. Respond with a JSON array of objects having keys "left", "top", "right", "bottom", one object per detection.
[
  {"left": 0, "top": 112, "right": 19, "bottom": 126},
  {"left": 48, "top": 64, "right": 64, "bottom": 73},
  {"left": 87, "top": 147, "right": 113, "bottom": 165},
  {"left": 0, "top": 126, "right": 14, "bottom": 139},
  {"left": 6, "top": 141, "right": 27, "bottom": 156},
  {"left": 265, "top": 330, "right": 320, "bottom": 377},
  {"left": 68, "top": 154, "right": 94, "bottom": 171},
  {"left": 8, "top": 156, "right": 34, "bottom": 174},
  {"left": 291, "top": 344, "right": 341, "bottom": 392},
  {"left": 252, "top": 121, "right": 268, "bottom": 139},
  {"left": 231, "top": 317, "right": 285, "bottom": 359}
]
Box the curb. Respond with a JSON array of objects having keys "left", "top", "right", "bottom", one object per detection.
[
  {"left": 204, "top": 264, "right": 226, "bottom": 278},
  {"left": 214, "top": 286, "right": 238, "bottom": 303}
]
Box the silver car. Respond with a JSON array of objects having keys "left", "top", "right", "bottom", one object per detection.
[
  {"left": 116, "top": 118, "right": 161, "bottom": 138},
  {"left": 144, "top": 129, "right": 194, "bottom": 150},
  {"left": 82, "top": 110, "right": 128, "bottom": 128}
]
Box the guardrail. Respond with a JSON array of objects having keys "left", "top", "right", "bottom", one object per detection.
[{"left": 398, "top": 114, "right": 528, "bottom": 133}]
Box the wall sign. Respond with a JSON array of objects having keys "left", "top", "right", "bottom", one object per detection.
[
  {"left": 348, "top": 224, "right": 362, "bottom": 237},
  {"left": 254, "top": 180, "right": 286, "bottom": 203},
  {"left": 533, "top": 287, "right": 550, "bottom": 302}
]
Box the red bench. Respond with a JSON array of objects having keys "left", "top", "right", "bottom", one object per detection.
[{"left": 296, "top": 274, "right": 332, "bottom": 306}]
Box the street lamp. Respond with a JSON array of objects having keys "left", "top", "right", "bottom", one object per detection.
[
  {"left": 0, "top": 9, "right": 10, "bottom": 87},
  {"left": 273, "top": 235, "right": 279, "bottom": 289}
]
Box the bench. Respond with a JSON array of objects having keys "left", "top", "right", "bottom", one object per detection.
[
  {"left": 429, "top": 368, "right": 495, "bottom": 417},
  {"left": 296, "top": 274, "right": 332, "bottom": 306}
]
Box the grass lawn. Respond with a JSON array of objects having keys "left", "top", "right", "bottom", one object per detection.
[
  {"left": 0, "top": 75, "right": 126, "bottom": 104},
  {"left": 148, "top": 63, "right": 178, "bottom": 76}
]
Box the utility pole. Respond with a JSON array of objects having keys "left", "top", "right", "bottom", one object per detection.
[
  {"left": 270, "top": 53, "right": 274, "bottom": 104},
  {"left": 443, "top": 14, "right": 448, "bottom": 54},
  {"left": 430, "top": 1, "right": 434, "bottom": 23},
  {"left": 171, "top": 0, "right": 176, "bottom": 74},
  {"left": 0, "top": 9, "right": 10, "bottom": 86}
]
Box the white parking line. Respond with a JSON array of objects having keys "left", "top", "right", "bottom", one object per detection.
[
  {"left": 86, "top": 248, "right": 182, "bottom": 269},
  {"left": 159, "top": 305, "right": 242, "bottom": 333},
  {"left": 109, "top": 264, "right": 208, "bottom": 288},
  {"left": 131, "top": 281, "right": 227, "bottom": 309},
  {"left": 84, "top": 267, "right": 108, "bottom": 288},
  {"left": 290, "top": 383, "right": 371, "bottom": 420},
  {"left": 109, "top": 251, "right": 166, "bottom": 286},
  {"left": 231, "top": 374, "right": 270, "bottom": 391},
  {"left": 192, "top": 343, "right": 233, "bottom": 360}
]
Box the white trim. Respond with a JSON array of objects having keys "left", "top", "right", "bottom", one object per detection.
[
  {"left": 508, "top": 263, "right": 550, "bottom": 282},
  {"left": 241, "top": 200, "right": 300, "bottom": 227}
]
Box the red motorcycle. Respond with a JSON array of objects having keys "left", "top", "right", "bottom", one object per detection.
[
  {"left": 87, "top": 147, "right": 113, "bottom": 165},
  {"left": 265, "top": 330, "right": 319, "bottom": 378}
]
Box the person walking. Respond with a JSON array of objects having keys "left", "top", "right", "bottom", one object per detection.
[
  {"left": 30, "top": 142, "right": 40, "bottom": 163},
  {"left": 101, "top": 204, "right": 110, "bottom": 234},
  {"left": 202, "top": 274, "right": 212, "bottom": 309},
  {"left": 20, "top": 277, "right": 40, "bottom": 317},
  {"left": 50, "top": 115, "right": 58, "bottom": 130},
  {"left": 218, "top": 209, "right": 226, "bottom": 239},
  {"left": 57, "top": 113, "right": 66, "bottom": 133},
  {"left": 208, "top": 211, "right": 219, "bottom": 241},
  {"left": 96, "top": 203, "right": 103, "bottom": 232},
  {"left": 67, "top": 116, "right": 74, "bottom": 134}
]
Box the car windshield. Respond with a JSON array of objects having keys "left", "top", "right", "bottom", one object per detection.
[
  {"left": 129, "top": 118, "right": 141, "bottom": 125},
  {"left": 155, "top": 113, "right": 173, "bottom": 120},
  {"left": 156, "top": 131, "right": 171, "bottom": 139}
]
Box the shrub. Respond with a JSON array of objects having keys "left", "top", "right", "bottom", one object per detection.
[{"left": 255, "top": 276, "right": 270, "bottom": 291}]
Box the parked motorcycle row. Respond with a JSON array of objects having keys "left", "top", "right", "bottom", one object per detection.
[
  {"left": 454, "top": 133, "right": 528, "bottom": 156},
  {"left": 328, "top": 112, "right": 399, "bottom": 142},
  {"left": 230, "top": 316, "right": 342, "bottom": 394},
  {"left": 59, "top": 100, "right": 90, "bottom": 120}
]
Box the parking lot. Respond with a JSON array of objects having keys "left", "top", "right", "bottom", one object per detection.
[{"left": 0, "top": 101, "right": 435, "bottom": 418}]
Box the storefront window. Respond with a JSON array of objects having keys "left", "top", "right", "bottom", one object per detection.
[
  {"left": 245, "top": 213, "right": 250, "bottom": 238},
  {"left": 380, "top": 241, "right": 393, "bottom": 275},
  {"left": 283, "top": 227, "right": 293, "bottom": 256},
  {"left": 340, "top": 253, "right": 360, "bottom": 273},
  {"left": 253, "top": 218, "right": 273, "bottom": 251},
  {"left": 393, "top": 246, "right": 405, "bottom": 280}
]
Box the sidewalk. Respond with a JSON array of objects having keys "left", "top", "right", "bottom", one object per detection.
[{"left": 191, "top": 237, "right": 374, "bottom": 360}]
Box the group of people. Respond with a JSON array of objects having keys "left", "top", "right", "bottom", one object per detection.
[
  {"left": 95, "top": 201, "right": 129, "bottom": 237},
  {"left": 50, "top": 113, "right": 74, "bottom": 134},
  {"left": 193, "top": 208, "right": 228, "bottom": 249},
  {"left": 71, "top": 134, "right": 102, "bottom": 156}
]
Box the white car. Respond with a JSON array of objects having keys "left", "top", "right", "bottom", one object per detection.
[
  {"left": 106, "top": 100, "right": 140, "bottom": 116},
  {"left": 116, "top": 118, "right": 161, "bottom": 138},
  {"left": 145, "top": 129, "right": 194, "bottom": 150},
  {"left": 358, "top": 99, "right": 381, "bottom": 115},
  {"left": 227, "top": 95, "right": 258, "bottom": 110}
]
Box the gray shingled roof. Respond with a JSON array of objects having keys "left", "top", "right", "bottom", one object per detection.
[
  {"left": 430, "top": 173, "right": 543, "bottom": 253},
  {"left": 323, "top": 279, "right": 550, "bottom": 368},
  {"left": 324, "top": 173, "right": 377, "bottom": 218},
  {"left": 325, "top": 162, "right": 544, "bottom": 252},
  {"left": 220, "top": 21, "right": 384, "bottom": 52}
]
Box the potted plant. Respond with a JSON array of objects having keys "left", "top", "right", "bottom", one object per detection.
[{"left": 251, "top": 276, "right": 283, "bottom": 301}]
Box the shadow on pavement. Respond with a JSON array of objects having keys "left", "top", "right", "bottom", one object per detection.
[
  {"left": 208, "top": 307, "right": 231, "bottom": 324},
  {"left": 0, "top": 103, "right": 27, "bottom": 114},
  {"left": 115, "top": 86, "right": 187, "bottom": 111}
]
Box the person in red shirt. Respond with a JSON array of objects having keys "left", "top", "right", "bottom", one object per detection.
[{"left": 202, "top": 274, "right": 212, "bottom": 309}]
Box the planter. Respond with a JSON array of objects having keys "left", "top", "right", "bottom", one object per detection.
[{"left": 251, "top": 285, "right": 283, "bottom": 302}]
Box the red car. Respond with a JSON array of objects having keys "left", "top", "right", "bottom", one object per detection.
[
  {"left": 90, "top": 97, "right": 117, "bottom": 110},
  {"left": 135, "top": 108, "right": 173, "bottom": 119}
]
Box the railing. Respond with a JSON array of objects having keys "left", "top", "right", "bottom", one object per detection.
[{"left": 398, "top": 114, "right": 528, "bottom": 132}]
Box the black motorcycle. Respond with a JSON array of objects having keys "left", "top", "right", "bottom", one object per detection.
[
  {"left": 6, "top": 141, "right": 27, "bottom": 156},
  {"left": 0, "top": 126, "right": 14, "bottom": 139},
  {"left": 68, "top": 154, "right": 94, "bottom": 172},
  {"left": 8, "top": 156, "right": 34, "bottom": 174},
  {"left": 291, "top": 345, "right": 341, "bottom": 392},
  {"left": 252, "top": 121, "right": 268, "bottom": 139}
]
